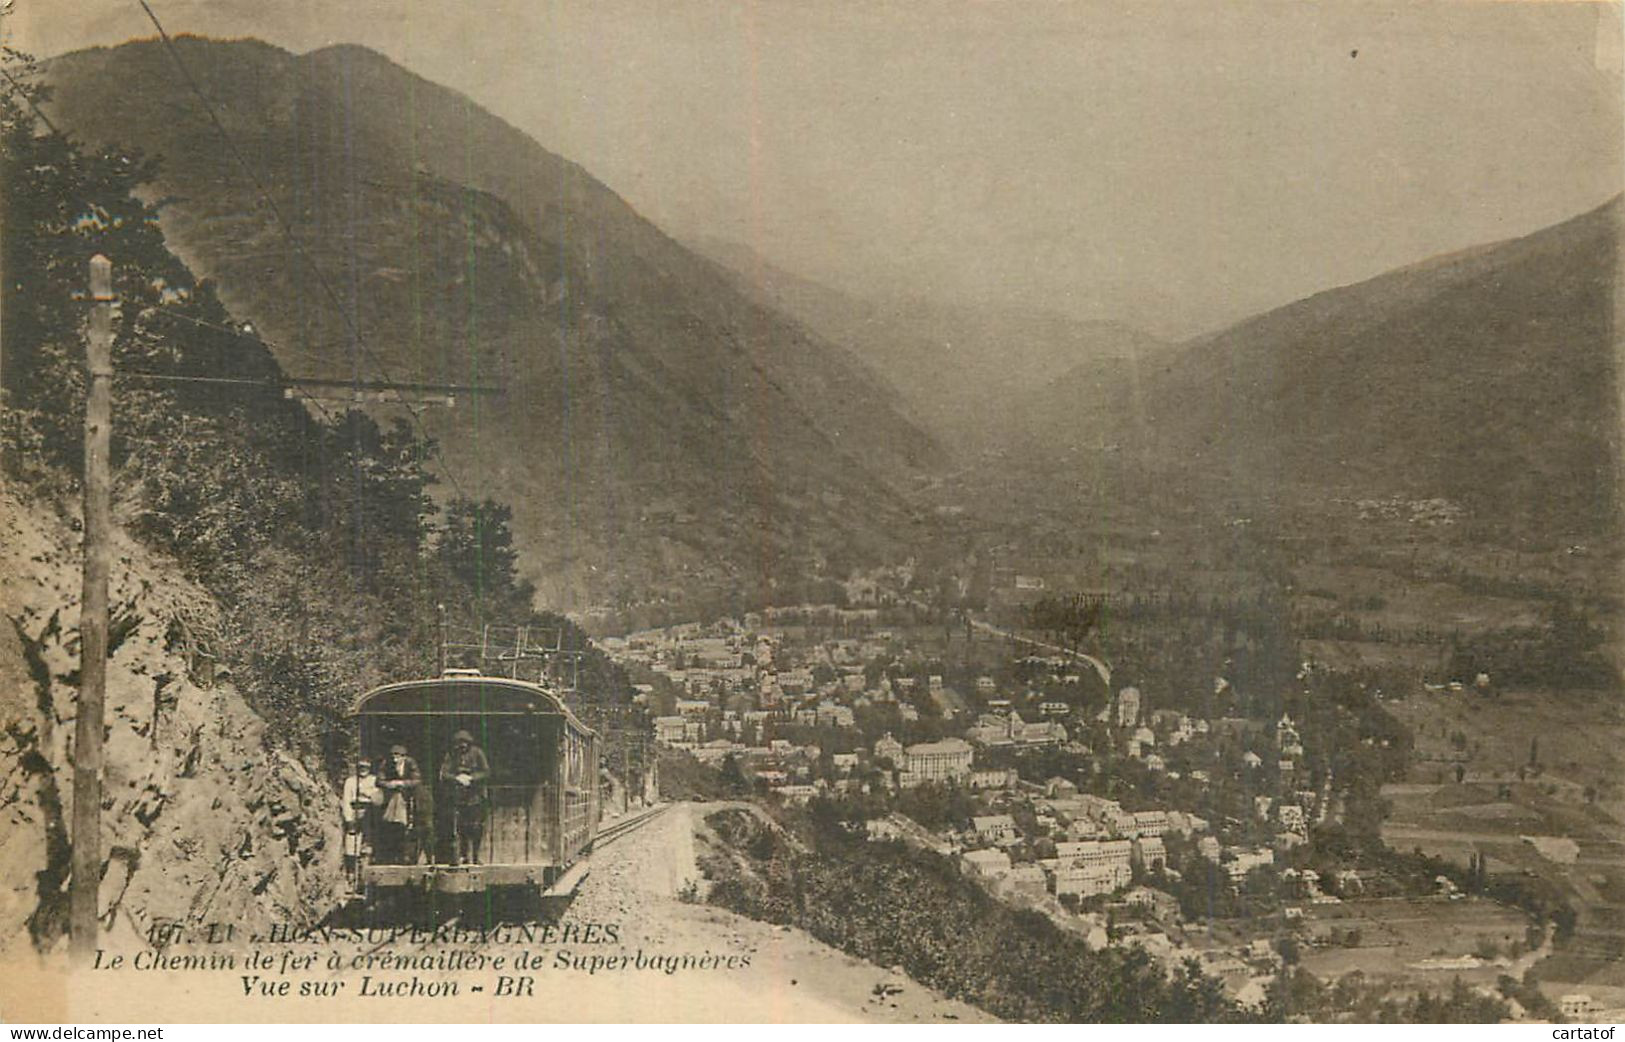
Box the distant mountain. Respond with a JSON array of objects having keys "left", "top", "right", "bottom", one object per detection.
[
  {"left": 1013, "top": 197, "right": 1622, "bottom": 537},
  {"left": 43, "top": 38, "right": 944, "bottom": 611},
  {"left": 690, "top": 236, "right": 1166, "bottom": 445}
]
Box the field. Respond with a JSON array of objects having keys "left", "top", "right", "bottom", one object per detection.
[
  {"left": 1297, "top": 897, "right": 1533, "bottom": 986},
  {"left": 1290, "top": 562, "right": 1551, "bottom": 633},
  {"left": 1381, "top": 687, "right": 1625, "bottom": 992},
  {"left": 1390, "top": 687, "right": 1622, "bottom": 797}
]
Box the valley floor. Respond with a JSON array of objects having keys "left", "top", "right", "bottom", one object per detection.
[{"left": 1383, "top": 687, "right": 1625, "bottom": 1008}]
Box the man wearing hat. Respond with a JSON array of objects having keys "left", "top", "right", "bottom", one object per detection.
[
  {"left": 376, "top": 743, "right": 421, "bottom": 865},
  {"left": 439, "top": 729, "right": 490, "bottom": 865},
  {"left": 340, "top": 756, "right": 382, "bottom": 881}
]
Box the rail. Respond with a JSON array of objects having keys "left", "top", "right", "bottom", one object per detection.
[{"left": 594, "top": 802, "right": 669, "bottom": 849}]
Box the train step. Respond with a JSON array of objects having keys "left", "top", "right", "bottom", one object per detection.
[{"left": 543, "top": 861, "right": 590, "bottom": 899}]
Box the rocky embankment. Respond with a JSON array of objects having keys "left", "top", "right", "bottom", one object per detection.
[{"left": 0, "top": 490, "right": 344, "bottom": 956}]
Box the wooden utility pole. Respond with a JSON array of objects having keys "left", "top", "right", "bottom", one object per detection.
[
  {"left": 71, "top": 254, "right": 113, "bottom": 961},
  {"left": 1, "top": 152, "right": 5, "bottom": 489}
]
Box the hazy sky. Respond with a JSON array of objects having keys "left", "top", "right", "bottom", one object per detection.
[{"left": 10, "top": 0, "right": 1623, "bottom": 338}]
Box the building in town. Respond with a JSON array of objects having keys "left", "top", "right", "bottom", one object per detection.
[
  {"left": 901, "top": 738, "right": 974, "bottom": 786},
  {"left": 962, "top": 848, "right": 1012, "bottom": 878}
]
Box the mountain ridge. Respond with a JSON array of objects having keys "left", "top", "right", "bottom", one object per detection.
[
  {"left": 40, "top": 36, "right": 945, "bottom": 614},
  {"left": 688, "top": 234, "right": 1169, "bottom": 445},
  {"left": 1011, "top": 194, "right": 1623, "bottom": 537}
]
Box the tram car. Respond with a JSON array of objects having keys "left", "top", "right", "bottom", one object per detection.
[{"left": 348, "top": 669, "right": 600, "bottom": 908}]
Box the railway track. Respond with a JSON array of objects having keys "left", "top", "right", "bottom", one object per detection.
[{"left": 593, "top": 802, "right": 670, "bottom": 849}]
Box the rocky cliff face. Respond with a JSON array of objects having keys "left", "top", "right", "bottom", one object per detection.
[{"left": 0, "top": 491, "right": 343, "bottom": 954}]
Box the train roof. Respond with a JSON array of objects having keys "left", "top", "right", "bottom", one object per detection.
[{"left": 350, "top": 672, "right": 596, "bottom": 735}]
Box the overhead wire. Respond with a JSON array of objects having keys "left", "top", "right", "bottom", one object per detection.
[
  {"left": 0, "top": 63, "right": 66, "bottom": 138},
  {"left": 112, "top": 312, "right": 497, "bottom": 407},
  {"left": 143, "top": 313, "right": 499, "bottom": 396},
  {"left": 149, "top": 310, "right": 338, "bottom": 371}
]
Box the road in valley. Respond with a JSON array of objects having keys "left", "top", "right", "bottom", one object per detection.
[{"left": 966, "top": 616, "right": 1113, "bottom": 687}]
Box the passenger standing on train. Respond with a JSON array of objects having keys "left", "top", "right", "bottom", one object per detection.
[
  {"left": 376, "top": 744, "right": 421, "bottom": 864},
  {"left": 439, "top": 729, "right": 490, "bottom": 865},
  {"left": 340, "top": 757, "right": 381, "bottom": 880}
]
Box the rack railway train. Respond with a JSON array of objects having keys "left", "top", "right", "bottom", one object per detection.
[{"left": 346, "top": 669, "right": 601, "bottom": 915}]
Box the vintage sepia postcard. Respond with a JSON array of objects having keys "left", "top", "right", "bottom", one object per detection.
[{"left": 1, "top": 0, "right": 1622, "bottom": 1027}]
